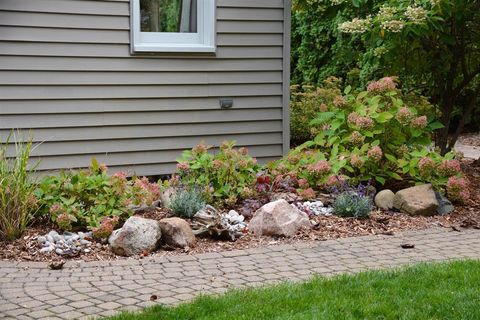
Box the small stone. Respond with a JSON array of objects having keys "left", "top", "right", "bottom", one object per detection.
[
  {"left": 71, "top": 234, "right": 80, "bottom": 241},
  {"left": 78, "top": 232, "right": 85, "bottom": 239},
  {"left": 84, "top": 249, "right": 91, "bottom": 253},
  {"left": 37, "top": 236, "right": 47, "bottom": 245},
  {"left": 48, "top": 230, "right": 59, "bottom": 238},
  {"left": 80, "top": 239, "right": 91, "bottom": 245},
  {"left": 53, "top": 234, "right": 62, "bottom": 242},
  {"left": 46, "top": 235, "right": 54, "bottom": 243},
  {"left": 40, "top": 246, "right": 54, "bottom": 253},
  {"left": 375, "top": 189, "right": 395, "bottom": 210},
  {"left": 55, "top": 248, "right": 64, "bottom": 255}
]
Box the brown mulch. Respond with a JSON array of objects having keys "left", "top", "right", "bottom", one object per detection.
[{"left": 1, "top": 160, "right": 479, "bottom": 263}]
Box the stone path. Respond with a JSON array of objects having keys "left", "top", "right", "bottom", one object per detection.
[{"left": 1, "top": 228, "right": 480, "bottom": 320}]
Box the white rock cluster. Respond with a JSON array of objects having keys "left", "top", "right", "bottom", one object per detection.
[
  {"left": 294, "top": 201, "right": 333, "bottom": 216},
  {"left": 37, "top": 230, "right": 93, "bottom": 255},
  {"left": 221, "top": 210, "right": 248, "bottom": 235}
]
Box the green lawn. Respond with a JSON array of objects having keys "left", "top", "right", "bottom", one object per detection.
[{"left": 111, "top": 260, "right": 480, "bottom": 320}]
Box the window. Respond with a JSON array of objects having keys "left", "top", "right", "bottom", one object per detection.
[{"left": 131, "top": 0, "right": 216, "bottom": 53}]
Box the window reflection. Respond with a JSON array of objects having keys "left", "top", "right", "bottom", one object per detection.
[{"left": 140, "top": 0, "right": 198, "bottom": 33}]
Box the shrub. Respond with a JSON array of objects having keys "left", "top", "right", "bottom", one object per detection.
[
  {"left": 0, "top": 135, "right": 38, "bottom": 240},
  {"left": 290, "top": 78, "right": 342, "bottom": 144},
  {"left": 333, "top": 192, "right": 372, "bottom": 218},
  {"left": 168, "top": 189, "right": 206, "bottom": 218},
  {"left": 271, "top": 78, "right": 465, "bottom": 198},
  {"left": 35, "top": 159, "right": 160, "bottom": 234},
  {"left": 173, "top": 141, "right": 259, "bottom": 207}
]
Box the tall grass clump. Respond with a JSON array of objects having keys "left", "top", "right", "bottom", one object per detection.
[{"left": 0, "top": 134, "right": 38, "bottom": 240}]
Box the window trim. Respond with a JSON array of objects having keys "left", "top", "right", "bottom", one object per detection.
[{"left": 130, "top": 0, "right": 216, "bottom": 53}]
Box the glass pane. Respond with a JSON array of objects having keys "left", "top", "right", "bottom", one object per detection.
[{"left": 140, "top": 0, "right": 197, "bottom": 33}]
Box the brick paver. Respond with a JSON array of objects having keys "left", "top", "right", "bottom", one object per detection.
[{"left": 1, "top": 228, "right": 480, "bottom": 319}]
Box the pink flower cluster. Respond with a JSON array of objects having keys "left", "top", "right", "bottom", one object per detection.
[
  {"left": 367, "top": 77, "right": 397, "bottom": 93},
  {"left": 176, "top": 162, "right": 190, "bottom": 172},
  {"left": 418, "top": 157, "right": 435, "bottom": 177},
  {"left": 319, "top": 103, "right": 329, "bottom": 112},
  {"left": 298, "top": 188, "right": 316, "bottom": 200},
  {"left": 396, "top": 107, "right": 413, "bottom": 125},
  {"left": 367, "top": 146, "right": 383, "bottom": 163},
  {"left": 411, "top": 116, "right": 428, "bottom": 129},
  {"left": 438, "top": 160, "right": 461, "bottom": 177},
  {"left": 350, "top": 131, "right": 365, "bottom": 145},
  {"left": 446, "top": 176, "right": 469, "bottom": 204},
  {"left": 325, "top": 175, "right": 347, "bottom": 187},
  {"left": 333, "top": 95, "right": 347, "bottom": 107},
  {"left": 193, "top": 143, "right": 208, "bottom": 154},
  {"left": 350, "top": 154, "right": 365, "bottom": 168},
  {"left": 307, "top": 160, "right": 331, "bottom": 176},
  {"left": 348, "top": 112, "right": 359, "bottom": 125},
  {"left": 356, "top": 116, "right": 375, "bottom": 129}
]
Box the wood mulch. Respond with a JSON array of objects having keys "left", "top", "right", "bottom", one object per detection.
[{"left": 1, "top": 160, "right": 478, "bottom": 263}]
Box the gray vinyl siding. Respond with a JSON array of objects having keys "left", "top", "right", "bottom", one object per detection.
[{"left": 0, "top": 0, "right": 290, "bottom": 175}]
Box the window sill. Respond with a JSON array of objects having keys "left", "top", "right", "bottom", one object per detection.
[{"left": 132, "top": 44, "right": 216, "bottom": 54}]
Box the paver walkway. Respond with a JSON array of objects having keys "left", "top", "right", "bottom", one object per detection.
[{"left": 1, "top": 227, "right": 480, "bottom": 319}]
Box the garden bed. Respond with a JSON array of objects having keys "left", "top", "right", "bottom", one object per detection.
[{"left": 1, "top": 159, "right": 477, "bottom": 263}]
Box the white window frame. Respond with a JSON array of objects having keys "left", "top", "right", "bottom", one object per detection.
[{"left": 131, "top": 0, "right": 216, "bottom": 53}]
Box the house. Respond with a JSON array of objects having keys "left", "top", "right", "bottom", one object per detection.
[{"left": 0, "top": 0, "right": 291, "bottom": 175}]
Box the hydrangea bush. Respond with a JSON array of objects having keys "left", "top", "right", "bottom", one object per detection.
[
  {"left": 35, "top": 159, "right": 160, "bottom": 237},
  {"left": 171, "top": 141, "right": 259, "bottom": 207},
  {"left": 272, "top": 78, "right": 469, "bottom": 202}
]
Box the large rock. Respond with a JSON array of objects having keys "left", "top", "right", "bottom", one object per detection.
[
  {"left": 109, "top": 217, "right": 161, "bottom": 256},
  {"left": 435, "top": 192, "right": 454, "bottom": 216},
  {"left": 393, "top": 184, "right": 439, "bottom": 216},
  {"left": 249, "top": 199, "right": 311, "bottom": 237},
  {"left": 159, "top": 217, "right": 196, "bottom": 248},
  {"left": 375, "top": 189, "right": 395, "bottom": 210}
]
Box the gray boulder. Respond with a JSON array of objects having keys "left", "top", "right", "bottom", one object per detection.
[
  {"left": 109, "top": 217, "right": 161, "bottom": 256},
  {"left": 159, "top": 217, "right": 196, "bottom": 248},
  {"left": 375, "top": 189, "right": 395, "bottom": 210},
  {"left": 249, "top": 199, "right": 311, "bottom": 237},
  {"left": 435, "top": 192, "right": 454, "bottom": 215},
  {"left": 393, "top": 184, "right": 439, "bottom": 216}
]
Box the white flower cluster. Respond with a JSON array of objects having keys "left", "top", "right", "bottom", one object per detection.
[
  {"left": 373, "top": 46, "right": 389, "bottom": 57},
  {"left": 338, "top": 17, "right": 372, "bottom": 34},
  {"left": 405, "top": 5, "right": 428, "bottom": 24},
  {"left": 381, "top": 19, "right": 405, "bottom": 33},
  {"left": 330, "top": 0, "right": 345, "bottom": 5},
  {"left": 377, "top": 6, "right": 398, "bottom": 21},
  {"left": 430, "top": 0, "right": 441, "bottom": 6}
]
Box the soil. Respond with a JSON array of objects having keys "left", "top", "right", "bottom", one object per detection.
[{"left": 1, "top": 160, "right": 478, "bottom": 263}]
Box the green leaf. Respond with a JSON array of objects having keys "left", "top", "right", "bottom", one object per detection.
[
  {"left": 310, "top": 112, "right": 335, "bottom": 125},
  {"left": 377, "top": 112, "right": 393, "bottom": 123},
  {"left": 344, "top": 85, "right": 352, "bottom": 94},
  {"left": 385, "top": 154, "right": 397, "bottom": 162},
  {"left": 428, "top": 121, "right": 445, "bottom": 130},
  {"left": 375, "top": 176, "right": 386, "bottom": 185}
]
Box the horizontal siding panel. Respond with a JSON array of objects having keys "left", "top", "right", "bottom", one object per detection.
[
  {"left": 217, "top": 21, "right": 283, "bottom": 34},
  {"left": 109, "top": 156, "right": 280, "bottom": 176},
  {"left": 0, "top": 0, "right": 129, "bottom": 16},
  {"left": 0, "top": 109, "right": 282, "bottom": 128},
  {"left": 0, "top": 120, "right": 283, "bottom": 142},
  {"left": 0, "top": 26, "right": 129, "bottom": 44},
  {"left": 0, "top": 57, "right": 283, "bottom": 71},
  {"left": 21, "top": 133, "right": 283, "bottom": 157},
  {"left": 0, "top": 96, "right": 283, "bottom": 114},
  {"left": 0, "top": 42, "right": 283, "bottom": 59},
  {"left": 218, "top": 34, "right": 283, "bottom": 46},
  {"left": 218, "top": 8, "right": 284, "bottom": 21},
  {"left": 0, "top": 27, "right": 279, "bottom": 46},
  {"left": 218, "top": 0, "right": 284, "bottom": 8},
  {"left": 31, "top": 145, "right": 283, "bottom": 171},
  {"left": 0, "top": 83, "right": 282, "bottom": 100},
  {"left": 0, "top": 71, "right": 283, "bottom": 85},
  {"left": 0, "top": 11, "right": 129, "bottom": 30}
]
